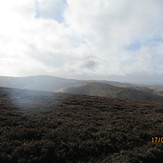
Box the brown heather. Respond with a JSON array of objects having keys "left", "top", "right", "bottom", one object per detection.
[{"left": 0, "top": 87, "right": 163, "bottom": 163}]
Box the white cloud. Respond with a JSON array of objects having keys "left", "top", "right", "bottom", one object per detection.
[{"left": 0, "top": 0, "right": 163, "bottom": 82}]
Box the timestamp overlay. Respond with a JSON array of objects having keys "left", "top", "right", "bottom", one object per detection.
[{"left": 152, "top": 137, "right": 163, "bottom": 143}]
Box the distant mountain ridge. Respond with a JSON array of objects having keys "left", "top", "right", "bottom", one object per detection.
[{"left": 0, "top": 75, "right": 77, "bottom": 92}]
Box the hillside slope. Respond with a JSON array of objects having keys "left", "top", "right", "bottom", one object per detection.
[
  {"left": 0, "top": 75, "right": 163, "bottom": 98},
  {"left": 0, "top": 75, "right": 77, "bottom": 92},
  {"left": 0, "top": 87, "right": 163, "bottom": 163},
  {"left": 57, "top": 82, "right": 163, "bottom": 102}
]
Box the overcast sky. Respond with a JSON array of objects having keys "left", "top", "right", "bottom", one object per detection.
[{"left": 0, "top": 0, "right": 163, "bottom": 83}]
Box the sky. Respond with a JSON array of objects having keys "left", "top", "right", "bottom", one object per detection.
[{"left": 0, "top": 0, "right": 163, "bottom": 83}]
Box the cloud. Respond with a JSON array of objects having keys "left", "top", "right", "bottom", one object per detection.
[{"left": 0, "top": 0, "right": 163, "bottom": 82}]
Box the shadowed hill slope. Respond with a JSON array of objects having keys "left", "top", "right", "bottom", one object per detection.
[{"left": 57, "top": 82, "right": 163, "bottom": 102}]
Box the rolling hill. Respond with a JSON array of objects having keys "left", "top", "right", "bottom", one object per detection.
[
  {"left": 57, "top": 82, "right": 163, "bottom": 102},
  {"left": 0, "top": 75, "right": 163, "bottom": 102},
  {"left": 0, "top": 75, "right": 77, "bottom": 92}
]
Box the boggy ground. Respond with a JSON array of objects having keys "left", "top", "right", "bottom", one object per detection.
[{"left": 0, "top": 87, "right": 163, "bottom": 163}]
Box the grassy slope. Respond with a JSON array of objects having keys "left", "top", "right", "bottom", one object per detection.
[
  {"left": 151, "top": 87, "right": 163, "bottom": 96},
  {"left": 57, "top": 82, "right": 163, "bottom": 102},
  {"left": 0, "top": 87, "right": 163, "bottom": 163}
]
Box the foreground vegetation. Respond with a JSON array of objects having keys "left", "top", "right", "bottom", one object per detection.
[{"left": 0, "top": 87, "right": 163, "bottom": 163}]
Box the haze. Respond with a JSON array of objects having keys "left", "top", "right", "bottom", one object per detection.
[{"left": 0, "top": 0, "right": 163, "bottom": 84}]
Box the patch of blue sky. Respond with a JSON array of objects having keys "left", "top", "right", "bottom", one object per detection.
[
  {"left": 124, "top": 36, "right": 163, "bottom": 52},
  {"left": 124, "top": 40, "right": 141, "bottom": 51},
  {"left": 35, "top": 0, "right": 40, "bottom": 18},
  {"left": 34, "top": 0, "right": 67, "bottom": 23},
  {"left": 143, "top": 36, "right": 163, "bottom": 47}
]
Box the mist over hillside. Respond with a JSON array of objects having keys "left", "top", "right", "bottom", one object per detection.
[{"left": 0, "top": 75, "right": 77, "bottom": 92}]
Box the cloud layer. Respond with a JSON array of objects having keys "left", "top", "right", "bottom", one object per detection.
[{"left": 0, "top": 0, "right": 163, "bottom": 83}]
